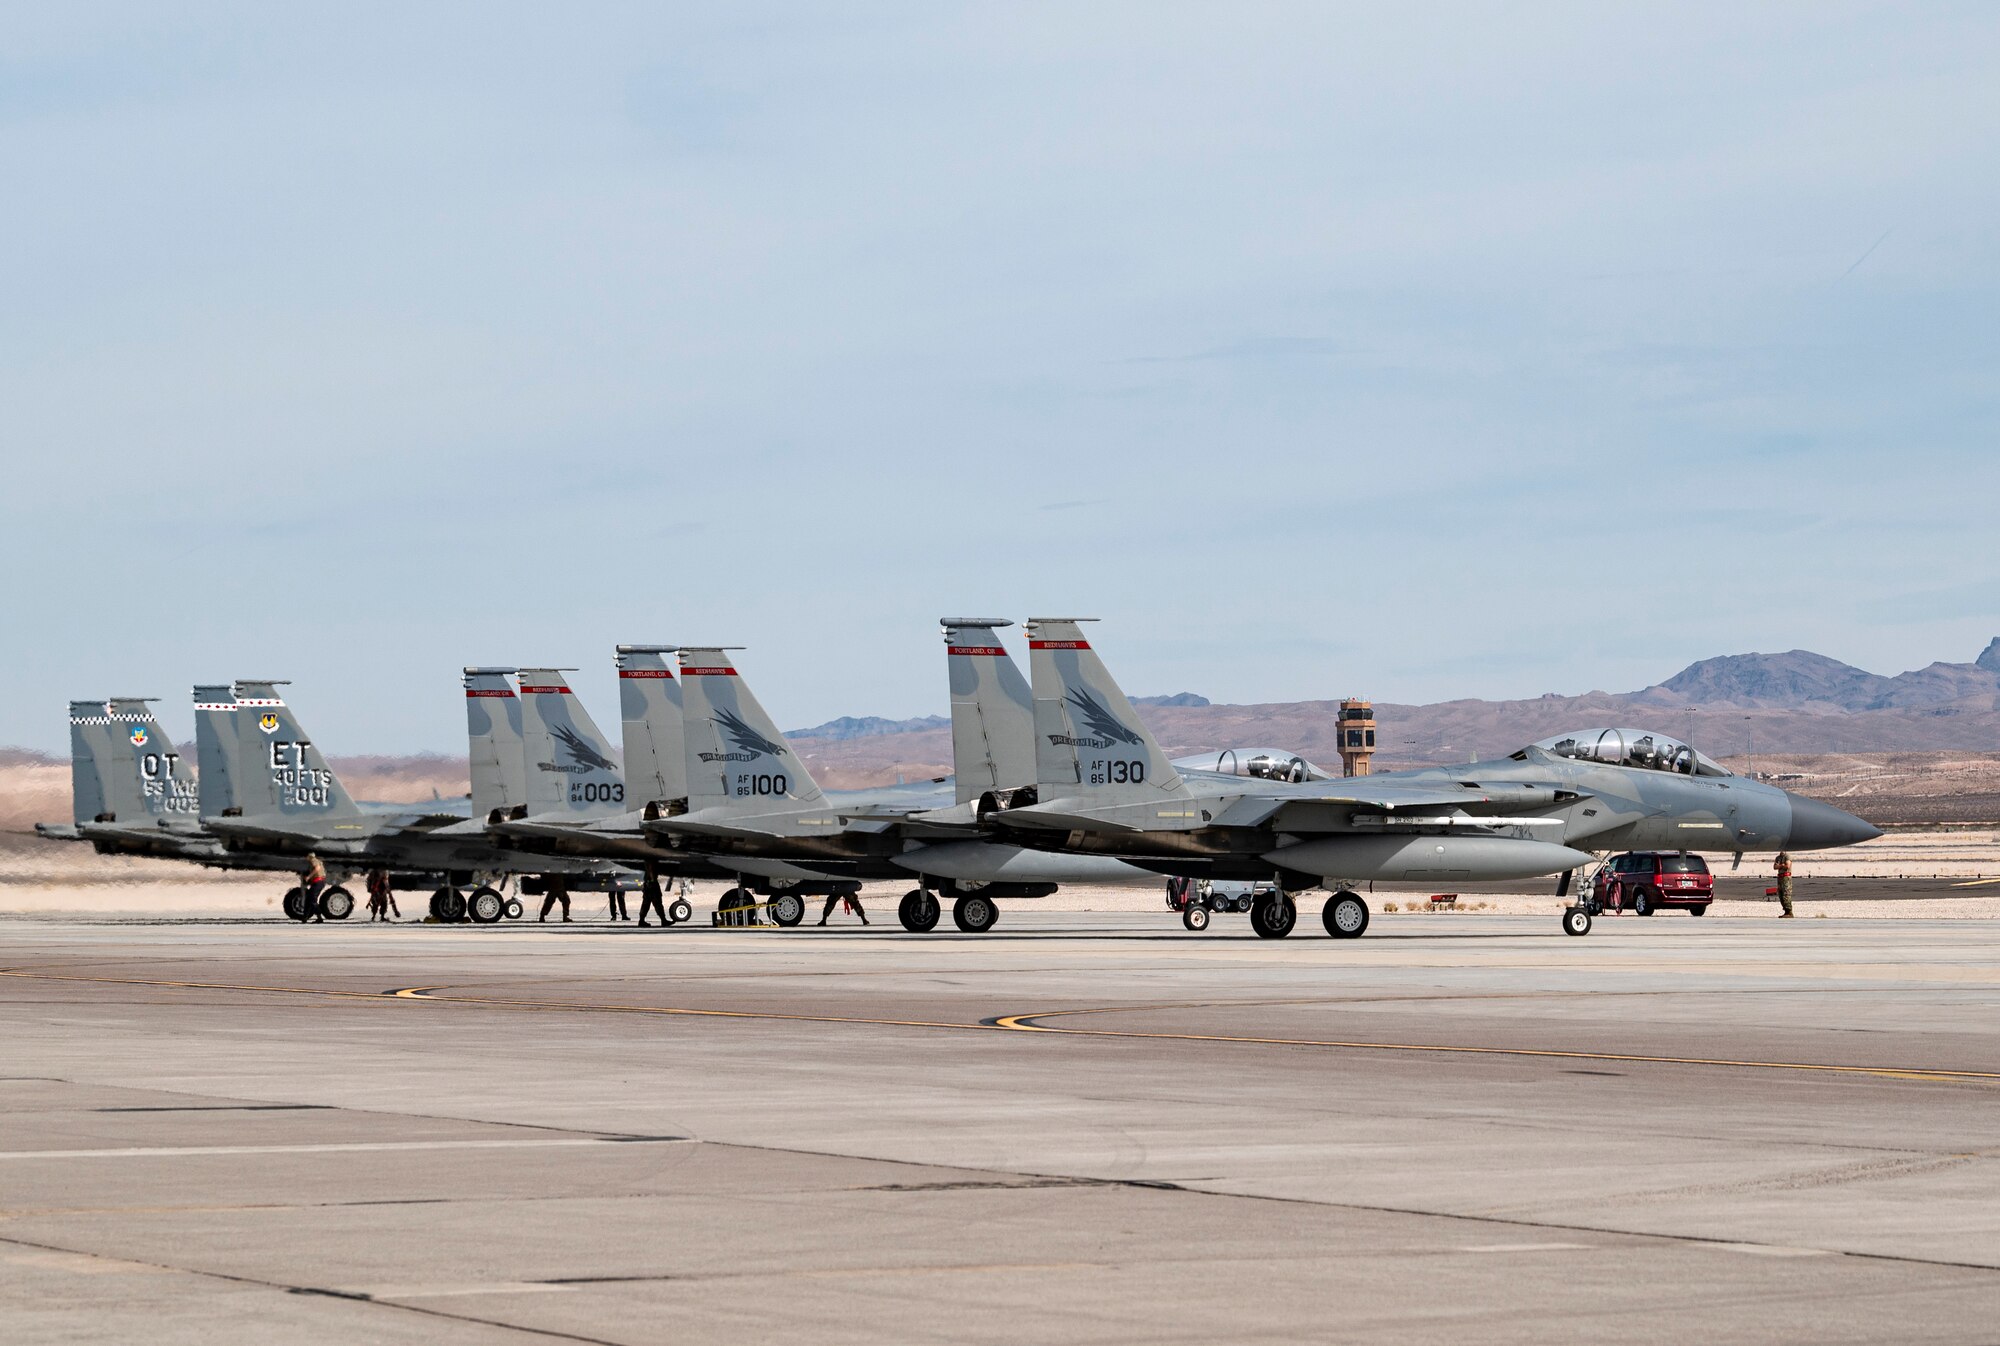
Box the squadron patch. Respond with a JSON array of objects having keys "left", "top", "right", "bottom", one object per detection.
[
  {"left": 129, "top": 726, "right": 148, "bottom": 746},
  {"left": 259, "top": 713, "right": 281, "bottom": 734}
]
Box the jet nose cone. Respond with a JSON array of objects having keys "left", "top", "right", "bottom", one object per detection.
[{"left": 1786, "top": 795, "right": 1883, "bottom": 850}]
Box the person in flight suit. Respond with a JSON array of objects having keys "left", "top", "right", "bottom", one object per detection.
[
  {"left": 636, "top": 865, "right": 668, "bottom": 927},
  {"left": 1774, "top": 851, "right": 1795, "bottom": 918},
  {"left": 817, "top": 889, "right": 868, "bottom": 926},
  {"left": 538, "top": 878, "right": 573, "bottom": 923}
]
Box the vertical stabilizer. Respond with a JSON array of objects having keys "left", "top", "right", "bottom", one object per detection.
[
  {"left": 1024, "top": 618, "right": 1188, "bottom": 804},
  {"left": 68, "top": 700, "right": 110, "bottom": 823},
  {"left": 464, "top": 668, "right": 526, "bottom": 818},
  {"left": 676, "top": 648, "right": 824, "bottom": 807},
  {"left": 193, "top": 685, "right": 241, "bottom": 818},
  {"left": 230, "top": 681, "right": 362, "bottom": 822},
  {"left": 92, "top": 698, "right": 198, "bottom": 823},
  {"left": 616, "top": 646, "right": 686, "bottom": 806},
  {"left": 517, "top": 668, "right": 626, "bottom": 819},
  {"left": 941, "top": 619, "right": 1035, "bottom": 805}
]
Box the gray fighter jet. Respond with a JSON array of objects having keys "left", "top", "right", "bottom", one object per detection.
[
  {"left": 642, "top": 628, "right": 1176, "bottom": 931},
  {"left": 193, "top": 679, "right": 611, "bottom": 920},
  {"left": 990, "top": 619, "right": 1882, "bottom": 939}
]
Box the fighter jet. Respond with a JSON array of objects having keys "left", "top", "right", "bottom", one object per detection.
[
  {"left": 193, "top": 679, "right": 613, "bottom": 921},
  {"left": 988, "top": 618, "right": 1882, "bottom": 939},
  {"left": 641, "top": 627, "right": 1171, "bottom": 932}
]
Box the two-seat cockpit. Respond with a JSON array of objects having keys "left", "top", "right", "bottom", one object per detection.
[
  {"left": 1518, "top": 728, "right": 1730, "bottom": 777},
  {"left": 1179, "top": 748, "right": 1335, "bottom": 784}
]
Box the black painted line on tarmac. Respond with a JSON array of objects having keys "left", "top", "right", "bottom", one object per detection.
[{"left": 0, "top": 1231, "right": 632, "bottom": 1346}]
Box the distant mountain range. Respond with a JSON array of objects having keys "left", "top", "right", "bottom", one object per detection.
[{"left": 795, "top": 638, "right": 2000, "bottom": 772}]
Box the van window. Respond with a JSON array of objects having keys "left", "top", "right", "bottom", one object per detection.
[{"left": 1659, "top": 855, "right": 1710, "bottom": 874}]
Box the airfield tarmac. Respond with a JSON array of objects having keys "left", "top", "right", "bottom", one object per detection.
[{"left": 2, "top": 912, "right": 1997, "bottom": 1344}]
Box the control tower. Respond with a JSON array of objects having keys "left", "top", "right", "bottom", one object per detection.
[{"left": 1338, "top": 699, "right": 1376, "bottom": 777}]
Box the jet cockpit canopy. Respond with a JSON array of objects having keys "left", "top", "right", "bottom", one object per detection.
[
  {"left": 1523, "top": 728, "right": 1730, "bottom": 777},
  {"left": 1179, "top": 748, "right": 1335, "bottom": 784}
]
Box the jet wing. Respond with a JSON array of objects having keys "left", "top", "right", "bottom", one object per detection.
[{"left": 1213, "top": 780, "right": 1580, "bottom": 832}]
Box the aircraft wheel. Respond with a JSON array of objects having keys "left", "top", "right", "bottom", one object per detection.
[
  {"left": 428, "top": 888, "right": 450, "bottom": 921},
  {"left": 320, "top": 886, "right": 355, "bottom": 921},
  {"left": 442, "top": 889, "right": 468, "bottom": 923},
  {"left": 468, "top": 886, "right": 506, "bottom": 924},
  {"left": 953, "top": 894, "right": 998, "bottom": 933},
  {"left": 1182, "top": 903, "right": 1210, "bottom": 932},
  {"left": 1632, "top": 887, "right": 1658, "bottom": 917},
  {"left": 1323, "top": 892, "right": 1369, "bottom": 938},
  {"left": 1250, "top": 894, "right": 1296, "bottom": 939},
  {"left": 1563, "top": 906, "right": 1593, "bottom": 937},
  {"left": 1689, "top": 903, "right": 1709, "bottom": 917},
  {"left": 717, "top": 887, "right": 756, "bottom": 926},
  {"left": 282, "top": 887, "right": 308, "bottom": 922},
  {"left": 504, "top": 897, "right": 525, "bottom": 920},
  {"left": 899, "top": 890, "right": 941, "bottom": 933},
  {"left": 668, "top": 897, "right": 692, "bottom": 925},
  {"left": 770, "top": 893, "right": 806, "bottom": 927}
]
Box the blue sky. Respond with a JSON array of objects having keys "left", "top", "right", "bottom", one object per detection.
[{"left": 4, "top": 3, "right": 1998, "bottom": 753}]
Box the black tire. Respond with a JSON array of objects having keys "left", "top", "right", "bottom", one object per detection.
[
  {"left": 1689, "top": 903, "right": 1709, "bottom": 917},
  {"left": 1563, "top": 906, "right": 1593, "bottom": 937},
  {"left": 1183, "top": 903, "right": 1210, "bottom": 932},
  {"left": 1632, "top": 887, "right": 1657, "bottom": 917},
  {"left": 900, "top": 890, "right": 941, "bottom": 933},
  {"left": 668, "top": 897, "right": 692, "bottom": 925},
  {"left": 717, "top": 887, "right": 755, "bottom": 925},
  {"left": 320, "top": 886, "right": 355, "bottom": 921},
  {"left": 1250, "top": 895, "right": 1296, "bottom": 939},
  {"left": 770, "top": 893, "right": 806, "bottom": 927},
  {"left": 442, "top": 889, "right": 468, "bottom": 923},
  {"left": 504, "top": 897, "right": 525, "bottom": 920},
  {"left": 953, "top": 894, "right": 998, "bottom": 933},
  {"left": 428, "top": 888, "right": 450, "bottom": 921},
  {"left": 282, "top": 887, "right": 307, "bottom": 922},
  {"left": 469, "top": 886, "right": 505, "bottom": 924},
  {"left": 1322, "top": 892, "right": 1369, "bottom": 939}
]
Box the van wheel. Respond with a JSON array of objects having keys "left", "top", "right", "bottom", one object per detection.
[
  {"left": 1632, "top": 888, "right": 1657, "bottom": 917},
  {"left": 1689, "top": 903, "right": 1709, "bottom": 917},
  {"left": 1183, "top": 903, "right": 1210, "bottom": 932},
  {"left": 1563, "top": 906, "right": 1593, "bottom": 936}
]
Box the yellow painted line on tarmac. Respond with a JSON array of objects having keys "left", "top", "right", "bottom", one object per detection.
[
  {"left": 6, "top": 968, "right": 1995, "bottom": 1085},
  {"left": 988, "top": 1007, "right": 2000, "bottom": 1083},
  {"left": 1949, "top": 877, "right": 2000, "bottom": 888}
]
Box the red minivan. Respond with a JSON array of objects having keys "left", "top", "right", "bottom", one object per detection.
[{"left": 1599, "top": 852, "right": 1714, "bottom": 916}]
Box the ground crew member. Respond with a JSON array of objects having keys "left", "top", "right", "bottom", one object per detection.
[
  {"left": 366, "top": 867, "right": 393, "bottom": 922},
  {"left": 1774, "top": 851, "right": 1795, "bottom": 918},
  {"left": 636, "top": 865, "right": 668, "bottom": 926},
  {"left": 538, "top": 878, "right": 573, "bottom": 923},
  {"left": 301, "top": 852, "right": 328, "bottom": 923},
  {"left": 817, "top": 889, "right": 868, "bottom": 926},
  {"left": 607, "top": 872, "right": 629, "bottom": 922}
]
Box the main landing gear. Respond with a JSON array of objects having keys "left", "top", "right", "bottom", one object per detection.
[
  {"left": 1250, "top": 892, "right": 1298, "bottom": 939},
  {"left": 1322, "top": 891, "right": 1369, "bottom": 939},
  {"left": 898, "top": 889, "right": 942, "bottom": 932},
  {"left": 284, "top": 885, "right": 353, "bottom": 922},
  {"left": 428, "top": 885, "right": 524, "bottom": 924},
  {"left": 953, "top": 893, "right": 998, "bottom": 933}
]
